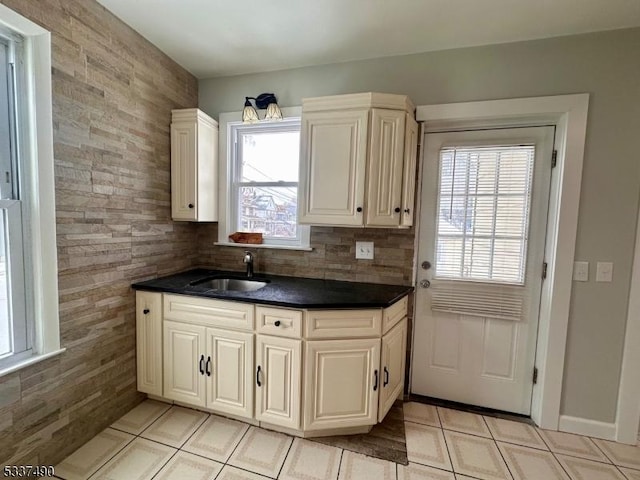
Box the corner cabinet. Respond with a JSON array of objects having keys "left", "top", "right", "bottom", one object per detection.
[
  {"left": 299, "top": 93, "right": 418, "bottom": 228},
  {"left": 171, "top": 108, "right": 218, "bottom": 222},
  {"left": 135, "top": 292, "right": 408, "bottom": 437}
]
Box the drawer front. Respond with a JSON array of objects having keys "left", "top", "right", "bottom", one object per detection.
[
  {"left": 163, "top": 294, "right": 254, "bottom": 331},
  {"left": 256, "top": 306, "right": 303, "bottom": 338},
  {"left": 383, "top": 296, "right": 408, "bottom": 334},
  {"left": 305, "top": 309, "right": 382, "bottom": 339}
]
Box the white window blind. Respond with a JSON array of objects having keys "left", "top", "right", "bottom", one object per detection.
[{"left": 435, "top": 145, "right": 535, "bottom": 285}]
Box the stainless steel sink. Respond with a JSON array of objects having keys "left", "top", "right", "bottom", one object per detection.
[{"left": 191, "top": 277, "right": 269, "bottom": 292}]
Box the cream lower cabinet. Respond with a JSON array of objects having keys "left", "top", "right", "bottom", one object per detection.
[
  {"left": 163, "top": 320, "right": 254, "bottom": 418},
  {"left": 303, "top": 338, "right": 381, "bottom": 431},
  {"left": 136, "top": 291, "right": 163, "bottom": 396},
  {"left": 137, "top": 291, "right": 409, "bottom": 436},
  {"left": 163, "top": 320, "right": 206, "bottom": 406},
  {"left": 255, "top": 335, "right": 302, "bottom": 429},
  {"left": 378, "top": 317, "right": 407, "bottom": 421}
]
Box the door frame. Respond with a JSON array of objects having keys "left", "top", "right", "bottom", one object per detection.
[
  {"left": 614, "top": 201, "right": 640, "bottom": 444},
  {"left": 413, "top": 94, "right": 589, "bottom": 430}
]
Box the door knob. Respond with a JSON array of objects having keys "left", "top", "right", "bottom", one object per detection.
[
  {"left": 421, "top": 261, "right": 431, "bottom": 270},
  {"left": 420, "top": 279, "right": 431, "bottom": 288}
]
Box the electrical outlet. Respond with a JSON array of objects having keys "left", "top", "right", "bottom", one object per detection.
[
  {"left": 596, "top": 262, "right": 613, "bottom": 282},
  {"left": 355, "top": 241, "right": 374, "bottom": 260},
  {"left": 573, "top": 261, "right": 589, "bottom": 282}
]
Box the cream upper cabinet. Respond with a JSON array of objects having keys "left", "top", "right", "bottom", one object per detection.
[
  {"left": 298, "top": 109, "right": 369, "bottom": 226},
  {"left": 171, "top": 108, "right": 218, "bottom": 222},
  {"left": 256, "top": 335, "right": 302, "bottom": 429},
  {"left": 401, "top": 114, "right": 419, "bottom": 227},
  {"left": 303, "top": 338, "right": 381, "bottom": 431},
  {"left": 378, "top": 317, "right": 407, "bottom": 421},
  {"left": 366, "top": 109, "right": 406, "bottom": 226},
  {"left": 136, "top": 291, "right": 163, "bottom": 396},
  {"left": 298, "top": 93, "right": 417, "bottom": 228}
]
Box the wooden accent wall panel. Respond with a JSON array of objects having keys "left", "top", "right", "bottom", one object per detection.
[{"left": 0, "top": 0, "right": 198, "bottom": 467}]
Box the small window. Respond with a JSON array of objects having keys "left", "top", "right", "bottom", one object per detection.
[
  {"left": 224, "top": 118, "right": 310, "bottom": 248},
  {"left": 435, "top": 145, "right": 535, "bottom": 284}
]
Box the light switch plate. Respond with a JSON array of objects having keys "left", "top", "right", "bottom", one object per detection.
[
  {"left": 355, "top": 241, "right": 374, "bottom": 260},
  {"left": 596, "top": 262, "right": 614, "bottom": 282},
  {"left": 573, "top": 261, "right": 589, "bottom": 282}
]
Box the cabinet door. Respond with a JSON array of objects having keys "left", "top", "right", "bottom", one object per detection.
[
  {"left": 400, "top": 114, "right": 418, "bottom": 227},
  {"left": 136, "top": 292, "right": 163, "bottom": 396},
  {"left": 366, "top": 109, "right": 405, "bottom": 226},
  {"left": 304, "top": 338, "right": 380, "bottom": 431},
  {"left": 206, "top": 328, "right": 254, "bottom": 419},
  {"left": 378, "top": 318, "right": 407, "bottom": 421},
  {"left": 299, "top": 109, "right": 369, "bottom": 226},
  {"left": 163, "top": 321, "right": 206, "bottom": 407},
  {"left": 171, "top": 121, "right": 198, "bottom": 221},
  {"left": 256, "top": 335, "right": 302, "bottom": 429}
]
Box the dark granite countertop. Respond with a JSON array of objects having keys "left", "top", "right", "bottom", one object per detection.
[{"left": 132, "top": 269, "right": 413, "bottom": 309}]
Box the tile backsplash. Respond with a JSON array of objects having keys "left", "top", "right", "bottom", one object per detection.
[{"left": 197, "top": 224, "right": 416, "bottom": 286}]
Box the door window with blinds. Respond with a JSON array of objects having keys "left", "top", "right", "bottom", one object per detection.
[{"left": 435, "top": 145, "right": 535, "bottom": 285}]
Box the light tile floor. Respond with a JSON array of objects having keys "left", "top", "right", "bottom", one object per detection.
[{"left": 50, "top": 400, "right": 640, "bottom": 480}]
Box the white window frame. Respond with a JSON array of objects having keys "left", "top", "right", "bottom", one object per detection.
[
  {"left": 0, "top": 4, "right": 62, "bottom": 376},
  {"left": 217, "top": 107, "right": 311, "bottom": 251}
]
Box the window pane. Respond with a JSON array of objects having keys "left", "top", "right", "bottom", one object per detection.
[
  {"left": 240, "top": 131, "right": 300, "bottom": 182},
  {"left": 238, "top": 186, "right": 298, "bottom": 239},
  {"left": 435, "top": 145, "right": 534, "bottom": 284},
  {"left": 0, "top": 210, "right": 11, "bottom": 357}
]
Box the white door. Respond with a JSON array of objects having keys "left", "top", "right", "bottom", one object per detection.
[
  {"left": 303, "top": 338, "right": 380, "bottom": 430},
  {"left": 411, "top": 126, "right": 554, "bottom": 415},
  {"left": 256, "top": 335, "right": 302, "bottom": 429},
  {"left": 163, "top": 321, "right": 206, "bottom": 407},
  {"left": 206, "top": 328, "right": 254, "bottom": 418}
]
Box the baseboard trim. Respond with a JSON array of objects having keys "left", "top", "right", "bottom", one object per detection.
[{"left": 558, "top": 415, "right": 616, "bottom": 440}]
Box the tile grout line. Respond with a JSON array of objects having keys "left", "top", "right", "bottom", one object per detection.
[
  {"left": 590, "top": 436, "right": 618, "bottom": 465},
  {"left": 275, "top": 435, "right": 295, "bottom": 479},
  {"left": 436, "top": 408, "right": 456, "bottom": 476},
  {"left": 550, "top": 450, "right": 580, "bottom": 480},
  {"left": 75, "top": 431, "right": 137, "bottom": 480},
  {"left": 482, "top": 414, "right": 516, "bottom": 480},
  {"left": 224, "top": 423, "right": 253, "bottom": 466},
  {"left": 335, "top": 449, "right": 344, "bottom": 480}
]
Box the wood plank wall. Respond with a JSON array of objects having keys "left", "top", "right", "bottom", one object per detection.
[{"left": 0, "top": 0, "right": 198, "bottom": 466}]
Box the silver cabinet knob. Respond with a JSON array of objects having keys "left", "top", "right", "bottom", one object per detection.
[{"left": 420, "top": 279, "right": 431, "bottom": 288}]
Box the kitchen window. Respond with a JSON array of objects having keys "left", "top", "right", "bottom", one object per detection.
[
  {"left": 218, "top": 110, "right": 311, "bottom": 249},
  {"left": 0, "top": 5, "right": 61, "bottom": 376}
]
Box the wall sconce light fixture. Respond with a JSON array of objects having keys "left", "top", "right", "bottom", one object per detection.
[{"left": 242, "top": 93, "right": 283, "bottom": 123}]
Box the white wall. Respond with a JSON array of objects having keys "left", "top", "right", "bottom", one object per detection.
[{"left": 199, "top": 27, "right": 640, "bottom": 424}]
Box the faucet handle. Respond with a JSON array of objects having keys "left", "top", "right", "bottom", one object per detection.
[{"left": 243, "top": 251, "right": 253, "bottom": 262}]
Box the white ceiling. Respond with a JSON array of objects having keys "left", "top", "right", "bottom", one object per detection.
[{"left": 97, "top": 0, "right": 640, "bottom": 79}]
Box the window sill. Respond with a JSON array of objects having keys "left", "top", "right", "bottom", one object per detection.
[
  {"left": 214, "top": 242, "right": 313, "bottom": 252},
  {"left": 0, "top": 348, "right": 66, "bottom": 378}
]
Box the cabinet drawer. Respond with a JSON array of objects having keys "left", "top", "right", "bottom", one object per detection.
[
  {"left": 304, "top": 309, "right": 382, "bottom": 339},
  {"left": 163, "top": 294, "right": 254, "bottom": 331},
  {"left": 256, "top": 306, "right": 303, "bottom": 338},
  {"left": 383, "top": 296, "right": 408, "bottom": 334}
]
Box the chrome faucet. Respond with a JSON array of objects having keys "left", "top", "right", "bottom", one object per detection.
[{"left": 243, "top": 251, "right": 254, "bottom": 278}]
